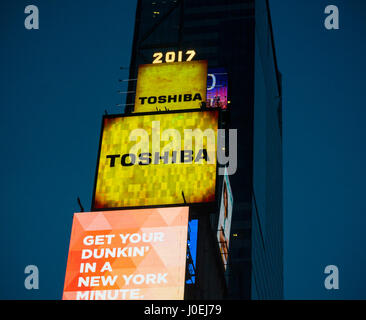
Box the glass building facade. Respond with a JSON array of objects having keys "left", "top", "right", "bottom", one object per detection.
[{"left": 125, "top": 0, "right": 283, "bottom": 299}]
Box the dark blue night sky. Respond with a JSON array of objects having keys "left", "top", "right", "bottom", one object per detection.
[{"left": 1, "top": 0, "right": 365, "bottom": 299}]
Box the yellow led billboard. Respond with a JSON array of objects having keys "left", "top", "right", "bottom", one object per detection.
[
  {"left": 134, "top": 60, "right": 208, "bottom": 113},
  {"left": 63, "top": 207, "right": 188, "bottom": 300},
  {"left": 92, "top": 110, "right": 218, "bottom": 210}
]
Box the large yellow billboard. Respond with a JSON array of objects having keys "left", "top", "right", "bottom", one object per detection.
[
  {"left": 134, "top": 60, "right": 208, "bottom": 113},
  {"left": 92, "top": 110, "right": 218, "bottom": 210},
  {"left": 63, "top": 207, "right": 188, "bottom": 300}
]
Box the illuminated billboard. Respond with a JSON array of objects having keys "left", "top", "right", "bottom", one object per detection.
[
  {"left": 207, "top": 68, "right": 228, "bottom": 109},
  {"left": 134, "top": 60, "right": 208, "bottom": 113},
  {"left": 92, "top": 109, "right": 218, "bottom": 210},
  {"left": 186, "top": 219, "right": 198, "bottom": 284},
  {"left": 217, "top": 167, "right": 233, "bottom": 269},
  {"left": 63, "top": 207, "right": 189, "bottom": 300}
]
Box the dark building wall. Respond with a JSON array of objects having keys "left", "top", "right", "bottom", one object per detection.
[
  {"left": 221, "top": 15, "right": 255, "bottom": 300},
  {"left": 186, "top": 215, "right": 227, "bottom": 299},
  {"left": 126, "top": 0, "right": 282, "bottom": 300},
  {"left": 251, "top": 0, "right": 283, "bottom": 299}
]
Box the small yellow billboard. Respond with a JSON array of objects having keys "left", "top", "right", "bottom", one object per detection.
[{"left": 134, "top": 60, "right": 208, "bottom": 113}]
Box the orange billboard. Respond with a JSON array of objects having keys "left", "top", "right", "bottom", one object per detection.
[{"left": 63, "top": 207, "right": 188, "bottom": 300}]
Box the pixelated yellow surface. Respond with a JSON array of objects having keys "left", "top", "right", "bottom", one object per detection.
[
  {"left": 94, "top": 111, "right": 218, "bottom": 209},
  {"left": 134, "top": 61, "right": 207, "bottom": 113}
]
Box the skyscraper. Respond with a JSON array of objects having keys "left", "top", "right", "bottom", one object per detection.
[{"left": 125, "top": 0, "right": 283, "bottom": 299}]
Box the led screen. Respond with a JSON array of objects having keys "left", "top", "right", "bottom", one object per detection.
[
  {"left": 217, "top": 167, "right": 233, "bottom": 269},
  {"left": 186, "top": 219, "right": 198, "bottom": 284},
  {"left": 63, "top": 207, "right": 189, "bottom": 300},
  {"left": 134, "top": 60, "right": 208, "bottom": 113},
  {"left": 207, "top": 68, "right": 228, "bottom": 109},
  {"left": 92, "top": 110, "right": 218, "bottom": 209}
]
